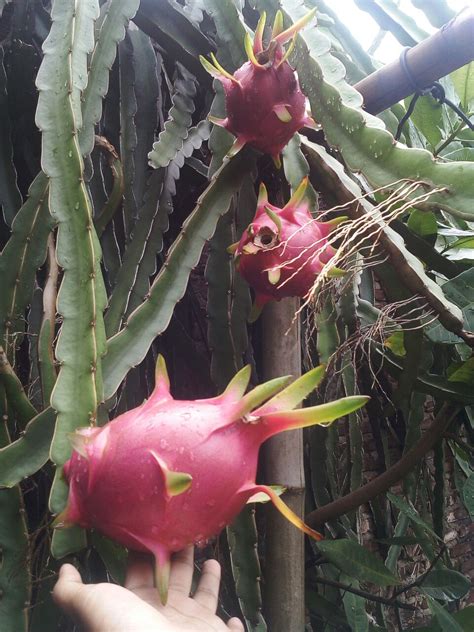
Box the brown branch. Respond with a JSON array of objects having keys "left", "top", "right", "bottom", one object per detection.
[
  {"left": 305, "top": 403, "right": 458, "bottom": 528},
  {"left": 391, "top": 545, "right": 446, "bottom": 599},
  {"left": 355, "top": 8, "right": 474, "bottom": 114},
  {"left": 93, "top": 135, "right": 124, "bottom": 237},
  {"left": 312, "top": 576, "right": 417, "bottom": 611}
]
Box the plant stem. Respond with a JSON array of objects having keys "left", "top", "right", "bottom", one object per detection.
[
  {"left": 434, "top": 118, "right": 469, "bottom": 157},
  {"left": 305, "top": 403, "right": 458, "bottom": 527},
  {"left": 312, "top": 576, "right": 417, "bottom": 611}
]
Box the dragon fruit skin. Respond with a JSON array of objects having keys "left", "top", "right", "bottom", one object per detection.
[
  {"left": 58, "top": 357, "right": 367, "bottom": 603},
  {"left": 200, "top": 10, "right": 317, "bottom": 164},
  {"left": 234, "top": 178, "right": 345, "bottom": 314}
]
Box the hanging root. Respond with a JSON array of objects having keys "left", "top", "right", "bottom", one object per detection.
[
  {"left": 269, "top": 179, "right": 448, "bottom": 327},
  {"left": 304, "top": 292, "right": 437, "bottom": 406}
]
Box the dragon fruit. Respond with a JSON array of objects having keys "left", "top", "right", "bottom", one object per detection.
[
  {"left": 232, "top": 177, "right": 345, "bottom": 318},
  {"left": 200, "top": 10, "right": 317, "bottom": 165},
  {"left": 56, "top": 357, "right": 367, "bottom": 602}
]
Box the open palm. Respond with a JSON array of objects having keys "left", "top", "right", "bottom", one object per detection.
[{"left": 53, "top": 547, "right": 244, "bottom": 632}]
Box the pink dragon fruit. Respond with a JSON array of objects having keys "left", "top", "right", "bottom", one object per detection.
[
  {"left": 56, "top": 357, "right": 367, "bottom": 602},
  {"left": 200, "top": 10, "right": 317, "bottom": 166},
  {"left": 232, "top": 177, "right": 345, "bottom": 318}
]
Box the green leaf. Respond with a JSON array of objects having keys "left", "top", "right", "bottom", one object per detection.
[
  {"left": 377, "top": 536, "right": 427, "bottom": 546},
  {"left": 422, "top": 569, "right": 471, "bottom": 602},
  {"left": 340, "top": 573, "right": 369, "bottom": 632},
  {"left": 448, "top": 358, "right": 474, "bottom": 385},
  {"left": 425, "top": 595, "right": 464, "bottom": 632},
  {"left": 405, "top": 94, "right": 443, "bottom": 148},
  {"left": 426, "top": 269, "right": 474, "bottom": 344},
  {"left": 462, "top": 473, "right": 474, "bottom": 517},
  {"left": 387, "top": 493, "right": 441, "bottom": 541},
  {"left": 451, "top": 62, "right": 474, "bottom": 112},
  {"left": 407, "top": 209, "right": 438, "bottom": 238},
  {"left": 384, "top": 330, "right": 406, "bottom": 357},
  {"left": 103, "top": 148, "right": 256, "bottom": 399},
  {"left": 317, "top": 539, "right": 400, "bottom": 586}
]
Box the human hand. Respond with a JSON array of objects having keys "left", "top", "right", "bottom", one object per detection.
[{"left": 53, "top": 546, "right": 244, "bottom": 632}]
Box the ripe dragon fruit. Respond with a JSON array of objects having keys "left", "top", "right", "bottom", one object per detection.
[
  {"left": 200, "top": 10, "right": 317, "bottom": 166},
  {"left": 232, "top": 177, "right": 346, "bottom": 318},
  {"left": 56, "top": 357, "right": 367, "bottom": 603}
]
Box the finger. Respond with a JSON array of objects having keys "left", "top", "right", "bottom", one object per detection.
[
  {"left": 124, "top": 551, "right": 154, "bottom": 590},
  {"left": 169, "top": 546, "right": 194, "bottom": 595},
  {"left": 227, "top": 617, "right": 245, "bottom": 631},
  {"left": 52, "top": 564, "right": 84, "bottom": 614},
  {"left": 193, "top": 558, "right": 221, "bottom": 611}
]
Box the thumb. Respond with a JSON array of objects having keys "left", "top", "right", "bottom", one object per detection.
[{"left": 52, "top": 564, "right": 86, "bottom": 615}]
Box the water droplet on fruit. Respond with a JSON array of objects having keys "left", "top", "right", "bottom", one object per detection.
[
  {"left": 160, "top": 438, "right": 169, "bottom": 449},
  {"left": 206, "top": 499, "right": 216, "bottom": 508}
]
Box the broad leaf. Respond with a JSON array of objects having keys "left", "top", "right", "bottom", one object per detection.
[
  {"left": 317, "top": 539, "right": 400, "bottom": 586},
  {"left": 422, "top": 569, "right": 471, "bottom": 602}
]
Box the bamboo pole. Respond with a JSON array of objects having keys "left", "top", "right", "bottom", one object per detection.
[
  {"left": 261, "top": 298, "right": 305, "bottom": 632},
  {"left": 355, "top": 7, "right": 474, "bottom": 114}
]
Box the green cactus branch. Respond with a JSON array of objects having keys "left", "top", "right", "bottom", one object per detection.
[
  {"left": 302, "top": 139, "right": 472, "bottom": 345},
  {"left": 0, "top": 173, "right": 52, "bottom": 359},
  {"left": 79, "top": 0, "right": 141, "bottom": 160},
  {"left": 0, "top": 347, "right": 36, "bottom": 427},
  {"left": 148, "top": 64, "right": 197, "bottom": 170},
  {"left": 0, "top": 46, "right": 22, "bottom": 226},
  {"left": 119, "top": 34, "right": 139, "bottom": 241},
  {"left": 35, "top": 0, "right": 107, "bottom": 471},
  {"left": 0, "top": 407, "right": 55, "bottom": 488},
  {"left": 128, "top": 28, "right": 160, "bottom": 210},
  {"left": 280, "top": 0, "right": 474, "bottom": 219},
  {"left": 0, "top": 386, "right": 31, "bottom": 632},
  {"left": 103, "top": 147, "right": 256, "bottom": 400}
]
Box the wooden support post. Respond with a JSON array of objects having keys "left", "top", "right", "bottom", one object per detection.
[
  {"left": 261, "top": 298, "right": 305, "bottom": 632},
  {"left": 355, "top": 8, "right": 474, "bottom": 114}
]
